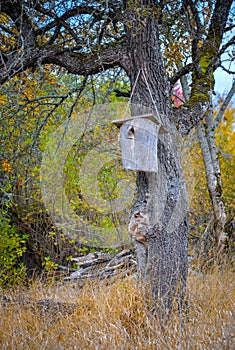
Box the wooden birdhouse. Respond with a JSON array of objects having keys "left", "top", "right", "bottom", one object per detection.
[{"left": 112, "top": 113, "right": 166, "bottom": 173}]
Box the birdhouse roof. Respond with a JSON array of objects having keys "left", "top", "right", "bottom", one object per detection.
[{"left": 112, "top": 113, "right": 167, "bottom": 133}]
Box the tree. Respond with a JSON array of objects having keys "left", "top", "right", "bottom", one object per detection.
[
  {"left": 0, "top": 0, "right": 234, "bottom": 313},
  {"left": 182, "top": 101, "right": 235, "bottom": 266},
  {"left": 180, "top": 77, "right": 235, "bottom": 257},
  {"left": 174, "top": 6, "right": 235, "bottom": 256}
]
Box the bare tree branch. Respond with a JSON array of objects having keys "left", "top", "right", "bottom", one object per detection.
[
  {"left": 219, "top": 34, "right": 235, "bottom": 56},
  {"left": 213, "top": 80, "right": 235, "bottom": 129},
  {"left": 35, "top": 3, "right": 121, "bottom": 37},
  {"left": 225, "top": 23, "right": 235, "bottom": 32},
  {"left": 0, "top": 23, "right": 18, "bottom": 37},
  {"left": 172, "top": 91, "right": 185, "bottom": 103},
  {"left": 33, "top": 4, "right": 90, "bottom": 46},
  {"left": 1, "top": 0, "right": 37, "bottom": 48},
  {"left": 220, "top": 65, "right": 235, "bottom": 75}
]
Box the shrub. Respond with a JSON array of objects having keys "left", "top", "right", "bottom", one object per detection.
[{"left": 0, "top": 209, "right": 27, "bottom": 287}]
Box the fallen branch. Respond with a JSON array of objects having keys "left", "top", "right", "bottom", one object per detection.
[{"left": 64, "top": 249, "right": 137, "bottom": 281}]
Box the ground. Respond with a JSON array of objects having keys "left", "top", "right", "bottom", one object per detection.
[{"left": 0, "top": 268, "right": 234, "bottom": 349}]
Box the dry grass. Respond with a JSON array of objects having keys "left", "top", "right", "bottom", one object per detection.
[{"left": 0, "top": 268, "right": 234, "bottom": 350}]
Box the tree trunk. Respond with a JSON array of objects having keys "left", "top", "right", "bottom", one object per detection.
[
  {"left": 180, "top": 72, "right": 228, "bottom": 255},
  {"left": 196, "top": 103, "right": 227, "bottom": 254},
  {"left": 125, "top": 2, "right": 188, "bottom": 314}
]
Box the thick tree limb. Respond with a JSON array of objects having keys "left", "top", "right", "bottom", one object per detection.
[
  {"left": 206, "top": 0, "right": 233, "bottom": 46},
  {"left": 0, "top": 43, "right": 128, "bottom": 85},
  {"left": 170, "top": 63, "right": 194, "bottom": 86},
  {"left": 0, "top": 1, "right": 126, "bottom": 84},
  {"left": 173, "top": 102, "right": 209, "bottom": 135},
  {"left": 45, "top": 43, "right": 128, "bottom": 74}
]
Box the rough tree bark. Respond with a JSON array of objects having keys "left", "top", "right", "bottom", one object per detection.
[{"left": 124, "top": 2, "right": 188, "bottom": 313}]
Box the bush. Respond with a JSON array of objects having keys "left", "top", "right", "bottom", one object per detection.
[{"left": 0, "top": 209, "right": 28, "bottom": 287}]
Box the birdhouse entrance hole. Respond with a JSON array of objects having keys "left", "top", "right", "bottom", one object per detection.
[{"left": 127, "top": 126, "right": 135, "bottom": 139}]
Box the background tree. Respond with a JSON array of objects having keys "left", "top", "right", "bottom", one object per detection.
[
  {"left": 183, "top": 102, "right": 235, "bottom": 267},
  {"left": 0, "top": 0, "right": 234, "bottom": 312}
]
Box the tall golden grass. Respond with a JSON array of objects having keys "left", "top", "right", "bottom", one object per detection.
[{"left": 0, "top": 268, "right": 234, "bottom": 349}]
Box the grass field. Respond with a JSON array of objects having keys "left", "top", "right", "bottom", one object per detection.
[{"left": 0, "top": 268, "right": 234, "bottom": 349}]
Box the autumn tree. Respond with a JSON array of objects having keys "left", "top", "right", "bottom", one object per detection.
[
  {"left": 0, "top": 0, "right": 234, "bottom": 313},
  {"left": 183, "top": 102, "right": 235, "bottom": 266}
]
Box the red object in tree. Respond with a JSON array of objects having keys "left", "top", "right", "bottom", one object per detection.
[{"left": 173, "top": 82, "right": 185, "bottom": 107}]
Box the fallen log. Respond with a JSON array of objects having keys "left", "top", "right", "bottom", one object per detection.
[{"left": 64, "top": 249, "right": 137, "bottom": 281}]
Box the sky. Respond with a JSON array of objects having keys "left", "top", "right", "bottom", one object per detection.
[{"left": 214, "top": 68, "right": 234, "bottom": 101}]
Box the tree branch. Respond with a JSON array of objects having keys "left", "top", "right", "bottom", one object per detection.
[
  {"left": 0, "top": 23, "right": 18, "bottom": 37},
  {"left": 1, "top": 0, "right": 37, "bottom": 48},
  {"left": 173, "top": 101, "right": 209, "bottom": 136},
  {"left": 225, "top": 23, "right": 235, "bottom": 32},
  {"left": 218, "top": 34, "right": 235, "bottom": 56},
  {"left": 35, "top": 5, "right": 98, "bottom": 33},
  {"left": 0, "top": 42, "right": 128, "bottom": 85},
  {"left": 33, "top": 4, "right": 90, "bottom": 46},
  {"left": 35, "top": 4, "right": 117, "bottom": 37},
  {"left": 213, "top": 80, "right": 235, "bottom": 130},
  {"left": 172, "top": 91, "right": 185, "bottom": 103},
  {"left": 113, "top": 89, "right": 130, "bottom": 98},
  {"left": 170, "top": 62, "right": 194, "bottom": 86},
  {"left": 44, "top": 42, "right": 128, "bottom": 74},
  {"left": 175, "top": 0, "right": 234, "bottom": 135},
  {"left": 220, "top": 64, "right": 235, "bottom": 75},
  {"left": 205, "top": 0, "right": 233, "bottom": 49}
]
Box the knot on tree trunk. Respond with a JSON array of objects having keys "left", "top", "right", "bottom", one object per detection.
[{"left": 128, "top": 211, "right": 150, "bottom": 244}]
